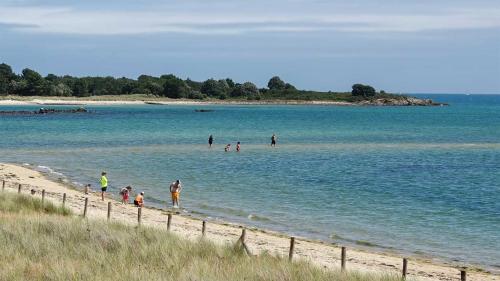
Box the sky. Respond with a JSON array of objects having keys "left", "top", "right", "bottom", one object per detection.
[{"left": 0, "top": 0, "right": 499, "bottom": 93}]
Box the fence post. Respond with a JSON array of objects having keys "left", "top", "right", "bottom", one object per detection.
[
  {"left": 167, "top": 214, "right": 172, "bottom": 231},
  {"left": 107, "top": 202, "right": 112, "bottom": 221},
  {"left": 461, "top": 270, "right": 466, "bottom": 281},
  {"left": 83, "top": 197, "right": 88, "bottom": 217},
  {"left": 241, "top": 228, "right": 246, "bottom": 244},
  {"left": 2, "top": 180, "right": 4, "bottom": 191},
  {"left": 402, "top": 258, "right": 408, "bottom": 279},
  {"left": 18, "top": 183, "right": 21, "bottom": 193},
  {"left": 137, "top": 207, "right": 142, "bottom": 225},
  {"left": 238, "top": 228, "right": 252, "bottom": 255},
  {"left": 41, "top": 189, "right": 45, "bottom": 204},
  {"left": 202, "top": 220, "right": 206, "bottom": 236},
  {"left": 62, "top": 193, "right": 66, "bottom": 208},
  {"left": 341, "top": 247, "right": 346, "bottom": 271},
  {"left": 289, "top": 237, "right": 295, "bottom": 261}
]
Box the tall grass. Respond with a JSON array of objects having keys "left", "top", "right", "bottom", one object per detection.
[
  {"left": 0, "top": 192, "right": 71, "bottom": 216},
  {"left": 0, "top": 193, "right": 405, "bottom": 281}
]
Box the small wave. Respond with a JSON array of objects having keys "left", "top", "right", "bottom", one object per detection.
[
  {"left": 329, "top": 233, "right": 387, "bottom": 249},
  {"left": 22, "top": 163, "right": 31, "bottom": 166},
  {"left": 198, "top": 203, "right": 274, "bottom": 223},
  {"left": 198, "top": 203, "right": 248, "bottom": 217},
  {"left": 37, "top": 165, "right": 64, "bottom": 176},
  {"left": 247, "top": 214, "right": 272, "bottom": 222},
  {"left": 37, "top": 165, "right": 54, "bottom": 173},
  {"left": 355, "top": 240, "right": 378, "bottom": 247},
  {"left": 329, "top": 233, "right": 345, "bottom": 240}
]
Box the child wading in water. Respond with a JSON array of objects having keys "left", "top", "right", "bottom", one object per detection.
[
  {"left": 236, "top": 141, "right": 241, "bottom": 152},
  {"left": 120, "top": 186, "right": 132, "bottom": 204},
  {"left": 224, "top": 144, "right": 231, "bottom": 152}
]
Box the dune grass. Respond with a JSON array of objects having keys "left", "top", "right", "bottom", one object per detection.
[
  {"left": 0, "top": 192, "right": 71, "bottom": 216},
  {"left": 0, "top": 193, "right": 406, "bottom": 281}
]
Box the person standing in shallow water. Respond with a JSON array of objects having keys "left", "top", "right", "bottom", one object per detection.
[
  {"left": 208, "top": 135, "right": 213, "bottom": 148},
  {"left": 236, "top": 141, "right": 241, "bottom": 152},
  {"left": 271, "top": 133, "right": 277, "bottom": 147},
  {"left": 169, "top": 180, "right": 182, "bottom": 208},
  {"left": 100, "top": 172, "right": 108, "bottom": 201}
]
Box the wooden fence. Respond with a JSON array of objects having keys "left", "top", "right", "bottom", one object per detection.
[{"left": 1, "top": 179, "right": 469, "bottom": 281}]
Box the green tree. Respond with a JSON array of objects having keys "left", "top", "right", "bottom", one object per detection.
[
  {"left": 200, "top": 79, "right": 218, "bottom": 97},
  {"left": 231, "top": 82, "right": 260, "bottom": 98},
  {"left": 21, "top": 68, "right": 48, "bottom": 96},
  {"left": 352, "top": 84, "right": 376, "bottom": 97},
  {"left": 201, "top": 79, "right": 230, "bottom": 98},
  {"left": 185, "top": 78, "right": 202, "bottom": 92},
  {"left": 284, "top": 83, "right": 296, "bottom": 90},
  {"left": 9, "top": 79, "right": 28, "bottom": 96},
  {"left": 0, "top": 64, "right": 15, "bottom": 95},
  {"left": 268, "top": 76, "right": 286, "bottom": 90},
  {"left": 146, "top": 81, "right": 163, "bottom": 96},
  {"left": 48, "top": 83, "right": 73, "bottom": 96},
  {"left": 161, "top": 74, "right": 189, "bottom": 98},
  {"left": 45, "top": 74, "right": 59, "bottom": 83},
  {"left": 72, "top": 79, "right": 89, "bottom": 97},
  {"left": 225, "top": 78, "right": 235, "bottom": 88}
]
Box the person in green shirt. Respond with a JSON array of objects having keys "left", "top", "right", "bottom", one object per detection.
[{"left": 100, "top": 171, "right": 108, "bottom": 201}]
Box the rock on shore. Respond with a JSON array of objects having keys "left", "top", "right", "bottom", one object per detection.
[{"left": 357, "top": 96, "right": 447, "bottom": 106}]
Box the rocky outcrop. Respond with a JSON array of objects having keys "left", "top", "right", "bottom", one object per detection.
[
  {"left": 0, "top": 107, "right": 88, "bottom": 115},
  {"left": 357, "top": 96, "right": 447, "bottom": 106}
]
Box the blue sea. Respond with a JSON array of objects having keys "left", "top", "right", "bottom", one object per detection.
[{"left": 1, "top": 94, "right": 499, "bottom": 271}]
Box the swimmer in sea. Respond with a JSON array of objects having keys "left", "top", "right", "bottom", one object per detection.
[{"left": 208, "top": 135, "right": 213, "bottom": 148}]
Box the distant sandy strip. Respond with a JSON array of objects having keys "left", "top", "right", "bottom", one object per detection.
[
  {"left": 0, "top": 163, "right": 497, "bottom": 281},
  {"left": 0, "top": 99, "right": 354, "bottom": 106}
]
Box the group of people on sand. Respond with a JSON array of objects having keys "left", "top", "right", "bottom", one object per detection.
[
  {"left": 86, "top": 172, "right": 182, "bottom": 209},
  {"left": 209, "top": 133, "right": 277, "bottom": 152}
]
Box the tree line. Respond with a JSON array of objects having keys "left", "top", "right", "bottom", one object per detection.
[{"left": 0, "top": 63, "right": 385, "bottom": 100}]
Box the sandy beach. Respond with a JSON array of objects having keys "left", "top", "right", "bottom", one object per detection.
[
  {"left": 0, "top": 97, "right": 355, "bottom": 106},
  {"left": 0, "top": 163, "right": 497, "bottom": 281}
]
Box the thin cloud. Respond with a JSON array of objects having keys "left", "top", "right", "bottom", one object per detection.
[{"left": 0, "top": 5, "right": 499, "bottom": 35}]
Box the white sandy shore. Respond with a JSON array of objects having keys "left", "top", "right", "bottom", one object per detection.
[
  {"left": 0, "top": 98, "right": 354, "bottom": 106},
  {"left": 0, "top": 163, "right": 497, "bottom": 281}
]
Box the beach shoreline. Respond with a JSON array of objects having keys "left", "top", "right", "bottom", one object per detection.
[
  {"left": 0, "top": 97, "right": 355, "bottom": 106},
  {"left": 0, "top": 95, "right": 442, "bottom": 106},
  {"left": 0, "top": 162, "right": 497, "bottom": 281}
]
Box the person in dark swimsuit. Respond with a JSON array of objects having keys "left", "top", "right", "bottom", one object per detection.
[
  {"left": 208, "top": 135, "right": 213, "bottom": 148},
  {"left": 271, "top": 134, "right": 277, "bottom": 147}
]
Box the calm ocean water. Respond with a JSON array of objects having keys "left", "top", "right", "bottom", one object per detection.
[{"left": 1, "top": 94, "right": 499, "bottom": 271}]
